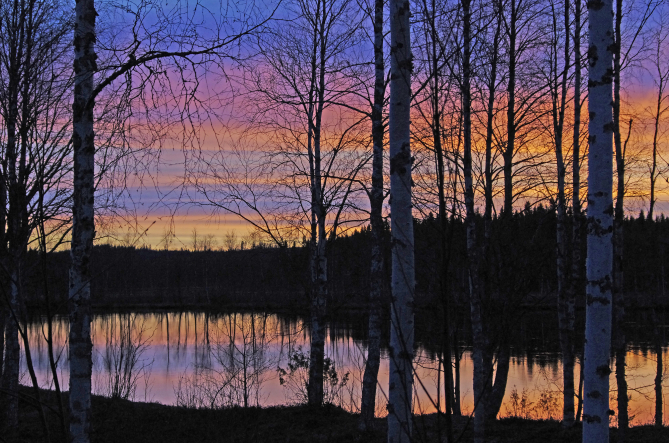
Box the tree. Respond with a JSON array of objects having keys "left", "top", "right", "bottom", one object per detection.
[
  {"left": 500, "top": 0, "right": 551, "bottom": 217},
  {"left": 568, "top": 0, "right": 584, "bottom": 425},
  {"left": 646, "top": 14, "right": 669, "bottom": 222},
  {"left": 68, "top": 0, "right": 273, "bottom": 440},
  {"left": 193, "top": 0, "right": 368, "bottom": 407},
  {"left": 582, "top": 0, "right": 614, "bottom": 441},
  {"left": 545, "top": 0, "right": 575, "bottom": 427},
  {"left": 386, "top": 0, "right": 414, "bottom": 439},
  {"left": 473, "top": 0, "right": 551, "bottom": 425},
  {"left": 460, "top": 0, "right": 486, "bottom": 441},
  {"left": 612, "top": 1, "right": 660, "bottom": 437},
  {"left": 411, "top": 0, "right": 462, "bottom": 438},
  {"left": 646, "top": 10, "right": 669, "bottom": 428},
  {"left": 0, "top": 0, "right": 72, "bottom": 433},
  {"left": 359, "top": 0, "right": 387, "bottom": 430}
]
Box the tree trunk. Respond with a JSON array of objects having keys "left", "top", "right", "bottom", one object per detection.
[
  {"left": 360, "top": 0, "right": 385, "bottom": 428},
  {"left": 583, "top": 0, "right": 614, "bottom": 441},
  {"left": 453, "top": 330, "right": 462, "bottom": 416},
  {"left": 69, "top": 0, "right": 97, "bottom": 440},
  {"left": 306, "top": 0, "right": 329, "bottom": 406},
  {"left": 612, "top": 0, "right": 628, "bottom": 438},
  {"left": 426, "top": 0, "right": 454, "bottom": 438},
  {"left": 653, "top": 308, "right": 663, "bottom": 427},
  {"left": 1, "top": 1, "right": 21, "bottom": 425},
  {"left": 576, "top": 353, "right": 584, "bottom": 421},
  {"left": 567, "top": 0, "right": 582, "bottom": 429},
  {"left": 307, "top": 256, "right": 326, "bottom": 406},
  {"left": 551, "top": 0, "right": 574, "bottom": 427},
  {"left": 486, "top": 344, "right": 510, "bottom": 420},
  {"left": 649, "top": 70, "right": 665, "bottom": 221},
  {"left": 41, "top": 212, "right": 67, "bottom": 438},
  {"left": 2, "top": 277, "right": 19, "bottom": 429},
  {"left": 307, "top": 205, "right": 327, "bottom": 406},
  {"left": 503, "top": 0, "right": 517, "bottom": 218},
  {"left": 387, "top": 0, "right": 414, "bottom": 438},
  {"left": 461, "top": 1, "right": 486, "bottom": 441},
  {"left": 484, "top": 0, "right": 502, "bottom": 242},
  {"left": 19, "top": 307, "right": 51, "bottom": 443}
]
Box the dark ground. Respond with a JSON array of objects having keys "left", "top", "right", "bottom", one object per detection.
[{"left": 14, "top": 388, "right": 669, "bottom": 443}]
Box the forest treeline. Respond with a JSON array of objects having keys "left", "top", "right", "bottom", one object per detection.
[{"left": 23, "top": 207, "right": 669, "bottom": 311}]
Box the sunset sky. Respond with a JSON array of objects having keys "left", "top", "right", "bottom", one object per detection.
[{"left": 93, "top": 0, "right": 669, "bottom": 251}]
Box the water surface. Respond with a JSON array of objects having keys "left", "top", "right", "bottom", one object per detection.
[{"left": 23, "top": 311, "right": 669, "bottom": 425}]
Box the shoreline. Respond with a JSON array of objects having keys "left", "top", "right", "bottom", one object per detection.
[{"left": 16, "top": 386, "right": 669, "bottom": 443}]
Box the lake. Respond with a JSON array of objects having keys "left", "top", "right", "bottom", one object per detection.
[{"left": 22, "top": 310, "right": 668, "bottom": 425}]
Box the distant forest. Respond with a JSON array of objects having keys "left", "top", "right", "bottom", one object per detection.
[{"left": 25, "top": 206, "right": 669, "bottom": 312}]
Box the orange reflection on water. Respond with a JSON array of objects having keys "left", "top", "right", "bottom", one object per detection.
[{"left": 23, "top": 312, "right": 669, "bottom": 425}]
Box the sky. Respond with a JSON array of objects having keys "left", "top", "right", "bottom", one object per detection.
[{"left": 90, "top": 0, "right": 669, "bottom": 250}]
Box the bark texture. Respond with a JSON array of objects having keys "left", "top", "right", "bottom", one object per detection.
[
  {"left": 387, "top": 0, "right": 414, "bottom": 439},
  {"left": 70, "top": 0, "right": 97, "bottom": 441},
  {"left": 305, "top": 0, "right": 330, "bottom": 406},
  {"left": 583, "top": 0, "right": 614, "bottom": 441}
]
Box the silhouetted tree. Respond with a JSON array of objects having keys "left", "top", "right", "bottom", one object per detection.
[{"left": 360, "top": 0, "right": 387, "bottom": 430}]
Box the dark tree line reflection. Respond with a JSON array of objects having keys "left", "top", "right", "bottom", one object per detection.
[{"left": 22, "top": 309, "right": 668, "bottom": 424}]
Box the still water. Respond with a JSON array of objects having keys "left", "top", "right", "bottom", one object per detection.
[{"left": 23, "top": 311, "right": 668, "bottom": 424}]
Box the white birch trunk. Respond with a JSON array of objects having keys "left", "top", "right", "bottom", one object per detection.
[
  {"left": 307, "top": 230, "right": 327, "bottom": 406},
  {"left": 583, "top": 0, "right": 614, "bottom": 440},
  {"left": 69, "top": 0, "right": 97, "bottom": 441},
  {"left": 387, "top": 0, "right": 414, "bottom": 439}
]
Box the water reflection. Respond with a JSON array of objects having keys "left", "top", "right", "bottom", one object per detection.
[{"left": 22, "top": 311, "right": 669, "bottom": 424}]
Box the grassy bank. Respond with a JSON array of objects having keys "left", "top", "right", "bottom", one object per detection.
[{"left": 15, "top": 387, "right": 669, "bottom": 443}]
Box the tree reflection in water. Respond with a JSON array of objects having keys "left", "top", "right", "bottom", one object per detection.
[{"left": 21, "top": 311, "right": 669, "bottom": 424}]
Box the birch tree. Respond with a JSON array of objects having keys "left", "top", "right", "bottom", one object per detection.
[
  {"left": 582, "top": 0, "right": 614, "bottom": 441},
  {"left": 68, "top": 1, "right": 272, "bottom": 441},
  {"left": 192, "top": 0, "right": 368, "bottom": 407},
  {"left": 387, "top": 0, "right": 414, "bottom": 438},
  {"left": 69, "top": 0, "right": 96, "bottom": 439}
]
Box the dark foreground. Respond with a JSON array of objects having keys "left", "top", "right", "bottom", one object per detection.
[{"left": 16, "top": 388, "right": 669, "bottom": 443}]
